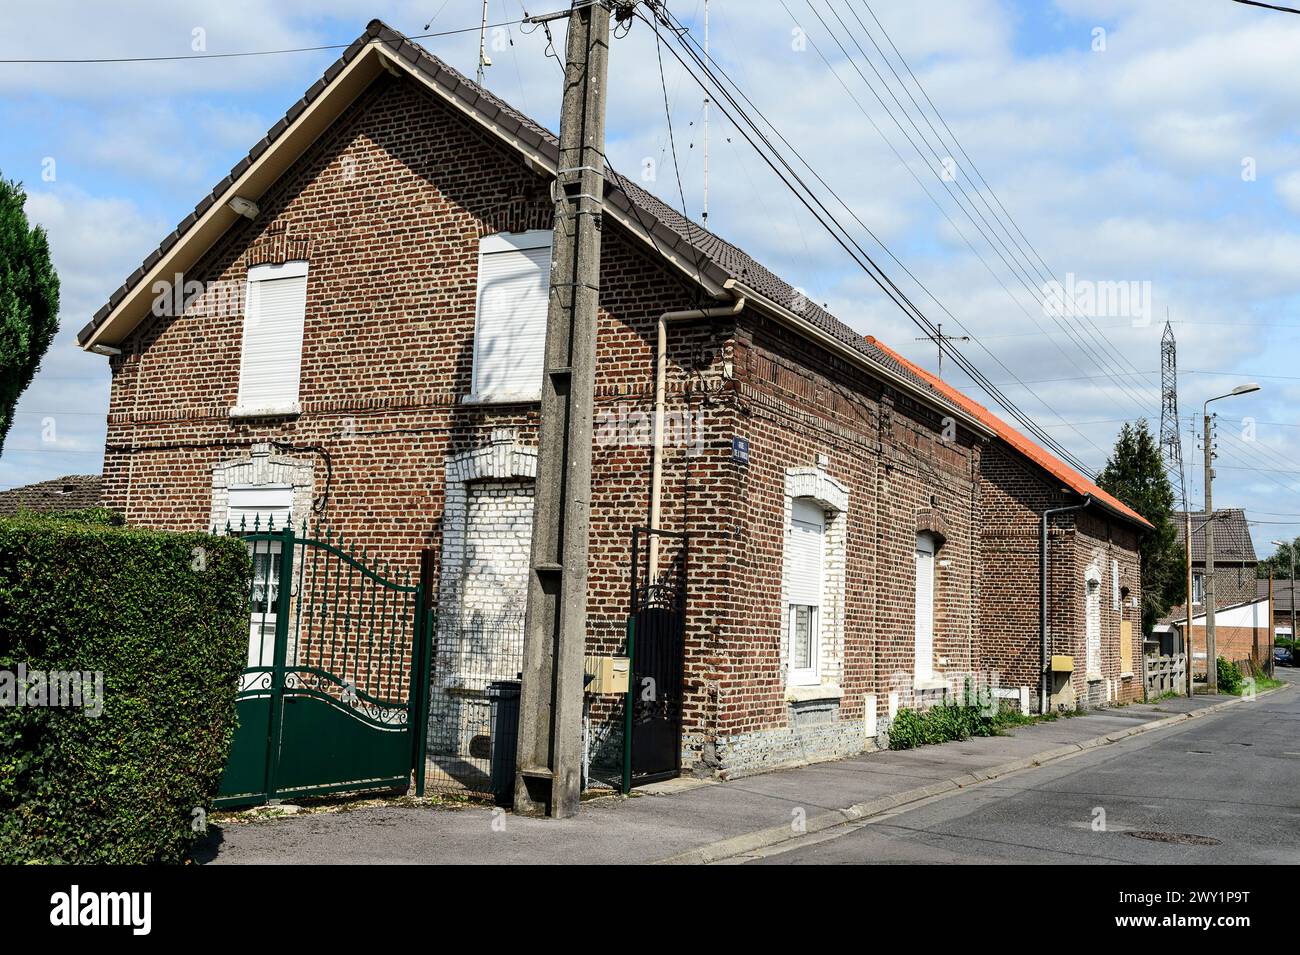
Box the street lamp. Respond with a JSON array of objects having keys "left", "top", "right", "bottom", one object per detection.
[
  {"left": 1271, "top": 540, "right": 1295, "bottom": 675},
  {"left": 1202, "top": 383, "right": 1261, "bottom": 692}
]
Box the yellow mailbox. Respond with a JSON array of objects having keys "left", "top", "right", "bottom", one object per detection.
[{"left": 584, "top": 655, "right": 630, "bottom": 695}]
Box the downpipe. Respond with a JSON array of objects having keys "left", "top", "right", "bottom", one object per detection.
[
  {"left": 1040, "top": 495, "right": 1092, "bottom": 715},
  {"left": 647, "top": 296, "right": 745, "bottom": 577}
]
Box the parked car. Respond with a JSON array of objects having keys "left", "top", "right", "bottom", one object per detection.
[{"left": 1273, "top": 646, "right": 1294, "bottom": 668}]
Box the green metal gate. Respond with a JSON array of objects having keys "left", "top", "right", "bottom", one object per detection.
[{"left": 216, "top": 523, "right": 433, "bottom": 808}]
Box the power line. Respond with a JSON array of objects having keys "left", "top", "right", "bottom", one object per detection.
[
  {"left": 828, "top": 0, "right": 1167, "bottom": 421},
  {"left": 1230, "top": 0, "right": 1300, "bottom": 14},
  {"left": 0, "top": 18, "right": 531, "bottom": 64},
  {"left": 785, "top": 0, "right": 1163, "bottom": 464},
  {"left": 641, "top": 3, "right": 1099, "bottom": 476}
]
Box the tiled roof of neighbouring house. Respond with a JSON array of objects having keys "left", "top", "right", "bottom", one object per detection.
[
  {"left": 1176, "top": 510, "right": 1257, "bottom": 564},
  {"left": 867, "top": 338, "right": 1153, "bottom": 530},
  {"left": 0, "top": 475, "right": 102, "bottom": 517},
  {"left": 1258, "top": 578, "right": 1297, "bottom": 613}
]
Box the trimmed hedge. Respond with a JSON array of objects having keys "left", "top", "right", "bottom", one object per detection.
[{"left": 0, "top": 514, "right": 250, "bottom": 863}]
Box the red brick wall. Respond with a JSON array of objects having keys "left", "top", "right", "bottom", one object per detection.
[
  {"left": 725, "top": 313, "right": 982, "bottom": 739},
  {"left": 977, "top": 442, "right": 1144, "bottom": 709}
]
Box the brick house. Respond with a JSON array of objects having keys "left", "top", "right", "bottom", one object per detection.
[
  {"left": 76, "top": 20, "right": 1147, "bottom": 784},
  {"left": 1169, "top": 509, "right": 1259, "bottom": 614},
  {"left": 1159, "top": 509, "right": 1258, "bottom": 667},
  {"left": 865, "top": 340, "right": 1150, "bottom": 709}
]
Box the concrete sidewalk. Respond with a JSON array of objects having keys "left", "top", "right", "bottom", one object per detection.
[{"left": 200, "top": 687, "right": 1282, "bottom": 865}]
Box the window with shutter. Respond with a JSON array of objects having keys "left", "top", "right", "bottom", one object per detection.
[
  {"left": 787, "top": 498, "right": 825, "bottom": 686},
  {"left": 915, "top": 533, "right": 936, "bottom": 683},
  {"left": 227, "top": 485, "right": 293, "bottom": 531},
  {"left": 235, "top": 260, "right": 308, "bottom": 416},
  {"left": 470, "top": 231, "right": 553, "bottom": 402}
]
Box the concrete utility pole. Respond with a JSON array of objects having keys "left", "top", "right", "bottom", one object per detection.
[
  {"left": 1185, "top": 509, "right": 1194, "bottom": 698},
  {"left": 701, "top": 0, "right": 709, "bottom": 225},
  {"left": 514, "top": 0, "right": 613, "bottom": 819},
  {"left": 1203, "top": 411, "right": 1218, "bottom": 692},
  {"left": 1270, "top": 539, "right": 1295, "bottom": 677},
  {"left": 1202, "top": 382, "right": 1261, "bottom": 693}
]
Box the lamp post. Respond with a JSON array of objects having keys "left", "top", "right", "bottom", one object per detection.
[
  {"left": 1272, "top": 539, "right": 1295, "bottom": 673},
  {"left": 1203, "top": 383, "right": 1261, "bottom": 692}
]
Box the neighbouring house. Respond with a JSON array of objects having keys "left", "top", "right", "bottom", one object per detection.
[
  {"left": 75, "top": 20, "right": 1147, "bottom": 788},
  {"left": 865, "top": 340, "right": 1150, "bottom": 710},
  {"left": 0, "top": 474, "right": 102, "bottom": 516},
  {"left": 1258, "top": 578, "right": 1296, "bottom": 641},
  {"left": 1168, "top": 597, "right": 1272, "bottom": 673},
  {"left": 1160, "top": 509, "right": 1258, "bottom": 669}
]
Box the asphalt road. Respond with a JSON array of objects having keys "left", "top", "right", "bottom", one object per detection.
[{"left": 747, "top": 674, "right": 1300, "bottom": 865}]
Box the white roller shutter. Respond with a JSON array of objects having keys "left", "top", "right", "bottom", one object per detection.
[
  {"left": 227, "top": 485, "right": 293, "bottom": 531},
  {"left": 237, "top": 261, "right": 308, "bottom": 412},
  {"left": 471, "top": 231, "right": 552, "bottom": 401},
  {"left": 787, "top": 499, "right": 825, "bottom": 608},
  {"left": 914, "top": 534, "right": 935, "bottom": 682}
]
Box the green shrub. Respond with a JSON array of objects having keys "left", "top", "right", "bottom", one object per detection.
[
  {"left": 16, "top": 506, "right": 124, "bottom": 527},
  {"left": 886, "top": 707, "right": 932, "bottom": 750},
  {"left": 888, "top": 698, "right": 1008, "bottom": 751},
  {"left": 0, "top": 513, "right": 250, "bottom": 863},
  {"left": 1216, "top": 656, "right": 1244, "bottom": 695}
]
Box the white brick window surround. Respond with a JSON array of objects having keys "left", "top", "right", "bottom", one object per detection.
[
  {"left": 781, "top": 467, "right": 848, "bottom": 700},
  {"left": 1085, "top": 564, "right": 1103, "bottom": 680},
  {"left": 466, "top": 231, "right": 552, "bottom": 404},
  {"left": 436, "top": 429, "right": 538, "bottom": 683},
  {"left": 210, "top": 445, "right": 314, "bottom": 674},
  {"left": 429, "top": 430, "right": 537, "bottom": 764},
  {"left": 914, "top": 533, "right": 938, "bottom": 687},
  {"left": 209, "top": 443, "right": 314, "bottom": 532}
]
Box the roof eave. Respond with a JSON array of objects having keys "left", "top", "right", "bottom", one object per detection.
[{"left": 79, "top": 34, "right": 386, "bottom": 350}]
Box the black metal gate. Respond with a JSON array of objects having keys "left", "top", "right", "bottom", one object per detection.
[{"left": 622, "top": 527, "right": 688, "bottom": 791}]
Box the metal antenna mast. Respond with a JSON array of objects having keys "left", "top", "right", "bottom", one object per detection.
[
  {"left": 913, "top": 322, "right": 969, "bottom": 380},
  {"left": 701, "top": 0, "right": 710, "bottom": 225},
  {"left": 477, "top": 0, "right": 492, "bottom": 86},
  {"left": 1160, "top": 317, "right": 1187, "bottom": 505},
  {"left": 1162, "top": 317, "right": 1195, "bottom": 696}
]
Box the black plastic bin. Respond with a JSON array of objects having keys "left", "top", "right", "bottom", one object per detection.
[{"left": 487, "top": 679, "right": 521, "bottom": 805}]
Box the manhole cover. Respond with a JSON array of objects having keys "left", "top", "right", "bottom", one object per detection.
[{"left": 1125, "top": 830, "right": 1221, "bottom": 847}]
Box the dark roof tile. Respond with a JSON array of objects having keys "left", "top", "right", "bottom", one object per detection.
[{"left": 1177, "top": 509, "right": 1257, "bottom": 563}]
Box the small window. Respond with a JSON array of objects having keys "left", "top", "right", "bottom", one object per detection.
[
  {"left": 786, "top": 498, "right": 824, "bottom": 686},
  {"left": 789, "top": 605, "right": 817, "bottom": 674},
  {"left": 1191, "top": 572, "right": 1205, "bottom": 606},
  {"left": 236, "top": 260, "right": 309, "bottom": 414},
  {"left": 470, "top": 231, "right": 552, "bottom": 402},
  {"left": 1111, "top": 559, "right": 1120, "bottom": 611}
]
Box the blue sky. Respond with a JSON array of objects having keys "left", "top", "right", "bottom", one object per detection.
[{"left": 3, "top": 0, "right": 1300, "bottom": 557}]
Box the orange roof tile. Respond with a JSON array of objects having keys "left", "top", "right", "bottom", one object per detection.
[{"left": 865, "top": 336, "right": 1153, "bottom": 531}]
